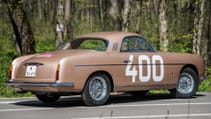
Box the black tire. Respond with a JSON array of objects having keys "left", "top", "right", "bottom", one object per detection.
[
  {"left": 169, "top": 68, "right": 199, "bottom": 98},
  {"left": 130, "top": 90, "right": 148, "bottom": 97},
  {"left": 36, "top": 93, "right": 60, "bottom": 103},
  {"left": 82, "top": 74, "right": 111, "bottom": 106}
]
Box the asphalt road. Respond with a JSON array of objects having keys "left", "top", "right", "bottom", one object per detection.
[{"left": 0, "top": 92, "right": 211, "bottom": 119}]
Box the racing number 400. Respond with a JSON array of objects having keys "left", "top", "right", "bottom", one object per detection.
[{"left": 125, "top": 55, "right": 164, "bottom": 83}]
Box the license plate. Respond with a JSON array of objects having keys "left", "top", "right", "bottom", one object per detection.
[{"left": 25, "top": 65, "right": 37, "bottom": 77}]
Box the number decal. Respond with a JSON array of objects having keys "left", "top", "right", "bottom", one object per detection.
[
  {"left": 152, "top": 55, "right": 164, "bottom": 82},
  {"left": 138, "top": 55, "right": 151, "bottom": 82},
  {"left": 125, "top": 55, "right": 164, "bottom": 82},
  {"left": 125, "top": 55, "right": 137, "bottom": 82}
]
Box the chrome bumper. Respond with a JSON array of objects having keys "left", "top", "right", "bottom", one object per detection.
[{"left": 7, "top": 81, "right": 74, "bottom": 88}]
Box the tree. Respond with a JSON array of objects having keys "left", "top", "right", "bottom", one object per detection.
[
  {"left": 193, "top": 0, "right": 208, "bottom": 64},
  {"left": 134, "top": 0, "right": 142, "bottom": 34},
  {"left": 3, "top": 0, "right": 36, "bottom": 55},
  {"left": 98, "top": 0, "right": 105, "bottom": 30},
  {"left": 64, "top": 0, "right": 73, "bottom": 41},
  {"left": 37, "top": 0, "right": 43, "bottom": 20},
  {"left": 200, "top": 0, "right": 211, "bottom": 66},
  {"left": 159, "top": 0, "right": 168, "bottom": 52},
  {"left": 193, "top": 0, "right": 205, "bottom": 55},
  {"left": 208, "top": 1, "right": 211, "bottom": 66},
  {"left": 55, "top": 0, "right": 64, "bottom": 48},
  {"left": 109, "top": 0, "right": 121, "bottom": 31},
  {"left": 122, "top": 0, "right": 132, "bottom": 32}
]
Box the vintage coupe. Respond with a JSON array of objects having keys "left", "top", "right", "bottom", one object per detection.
[{"left": 8, "top": 32, "right": 205, "bottom": 106}]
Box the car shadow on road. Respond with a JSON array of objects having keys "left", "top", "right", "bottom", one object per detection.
[
  {"left": 14, "top": 96, "right": 85, "bottom": 108},
  {"left": 14, "top": 93, "right": 206, "bottom": 108}
]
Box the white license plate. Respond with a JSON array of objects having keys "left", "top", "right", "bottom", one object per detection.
[{"left": 25, "top": 65, "right": 37, "bottom": 77}]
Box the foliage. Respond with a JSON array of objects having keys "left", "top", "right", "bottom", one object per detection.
[
  {"left": 199, "top": 67, "right": 211, "bottom": 92},
  {"left": 0, "top": 15, "right": 55, "bottom": 97},
  {"left": 168, "top": 33, "right": 193, "bottom": 53},
  {"left": 0, "top": 54, "right": 33, "bottom": 97}
]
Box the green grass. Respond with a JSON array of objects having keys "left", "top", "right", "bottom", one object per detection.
[
  {"left": 198, "top": 67, "right": 211, "bottom": 92},
  {"left": 199, "top": 79, "right": 211, "bottom": 92},
  {"left": 149, "top": 89, "right": 170, "bottom": 94}
]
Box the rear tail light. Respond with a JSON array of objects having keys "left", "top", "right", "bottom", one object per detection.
[
  {"left": 56, "top": 64, "right": 60, "bottom": 81},
  {"left": 9, "top": 64, "right": 12, "bottom": 79}
]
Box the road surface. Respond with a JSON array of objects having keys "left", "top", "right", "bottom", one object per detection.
[{"left": 0, "top": 92, "right": 211, "bottom": 119}]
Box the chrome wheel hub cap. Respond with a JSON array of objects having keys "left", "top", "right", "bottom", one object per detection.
[
  {"left": 177, "top": 73, "right": 194, "bottom": 95},
  {"left": 89, "top": 77, "right": 107, "bottom": 101}
]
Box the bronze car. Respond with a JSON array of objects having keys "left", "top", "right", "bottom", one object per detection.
[{"left": 8, "top": 32, "right": 205, "bottom": 106}]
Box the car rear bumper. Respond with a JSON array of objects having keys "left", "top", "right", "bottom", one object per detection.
[
  {"left": 6, "top": 81, "right": 74, "bottom": 92},
  {"left": 7, "top": 81, "right": 74, "bottom": 87}
]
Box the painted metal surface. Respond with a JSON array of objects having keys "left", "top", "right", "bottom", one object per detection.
[{"left": 8, "top": 32, "right": 205, "bottom": 93}]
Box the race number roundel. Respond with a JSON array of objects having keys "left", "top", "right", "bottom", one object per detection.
[{"left": 125, "top": 55, "right": 164, "bottom": 82}]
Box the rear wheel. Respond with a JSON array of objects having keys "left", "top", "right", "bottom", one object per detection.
[
  {"left": 170, "top": 68, "right": 198, "bottom": 98},
  {"left": 82, "top": 74, "right": 111, "bottom": 106},
  {"left": 36, "top": 93, "right": 60, "bottom": 103}
]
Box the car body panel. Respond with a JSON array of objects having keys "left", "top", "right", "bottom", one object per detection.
[{"left": 8, "top": 32, "right": 205, "bottom": 94}]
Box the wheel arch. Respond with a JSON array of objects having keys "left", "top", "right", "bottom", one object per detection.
[
  {"left": 84, "top": 70, "right": 114, "bottom": 92},
  {"left": 180, "top": 64, "right": 199, "bottom": 79}
]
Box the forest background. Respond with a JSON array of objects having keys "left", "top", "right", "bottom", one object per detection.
[{"left": 0, "top": 0, "right": 210, "bottom": 97}]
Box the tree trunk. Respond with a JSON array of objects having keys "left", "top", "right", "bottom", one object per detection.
[
  {"left": 98, "top": 0, "right": 104, "bottom": 30},
  {"left": 122, "top": 0, "right": 132, "bottom": 32},
  {"left": 109, "top": 0, "right": 121, "bottom": 31},
  {"left": 49, "top": 0, "right": 58, "bottom": 24},
  {"left": 64, "top": 0, "right": 73, "bottom": 41},
  {"left": 134, "top": 0, "right": 142, "bottom": 34},
  {"left": 159, "top": 0, "right": 168, "bottom": 52},
  {"left": 37, "top": 0, "right": 43, "bottom": 20},
  {"left": 208, "top": 10, "right": 211, "bottom": 66},
  {"left": 4, "top": 0, "right": 36, "bottom": 55},
  {"left": 193, "top": 0, "right": 207, "bottom": 63},
  {"left": 201, "top": 0, "right": 210, "bottom": 66},
  {"left": 55, "top": 0, "right": 64, "bottom": 48}
]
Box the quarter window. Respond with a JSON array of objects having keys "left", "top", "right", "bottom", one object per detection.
[{"left": 71, "top": 39, "right": 108, "bottom": 51}]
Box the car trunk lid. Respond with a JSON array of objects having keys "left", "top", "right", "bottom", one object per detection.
[{"left": 14, "top": 50, "right": 93, "bottom": 82}]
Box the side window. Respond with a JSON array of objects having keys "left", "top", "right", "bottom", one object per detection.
[
  {"left": 121, "top": 37, "right": 155, "bottom": 52},
  {"left": 78, "top": 39, "right": 107, "bottom": 51}
]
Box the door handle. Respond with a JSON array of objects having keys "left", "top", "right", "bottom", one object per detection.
[{"left": 123, "top": 60, "right": 131, "bottom": 63}]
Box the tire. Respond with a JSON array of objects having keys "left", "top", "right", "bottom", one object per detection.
[
  {"left": 82, "top": 74, "right": 111, "bottom": 106},
  {"left": 170, "top": 68, "right": 198, "bottom": 98},
  {"left": 36, "top": 93, "right": 60, "bottom": 103},
  {"left": 130, "top": 90, "right": 148, "bottom": 97}
]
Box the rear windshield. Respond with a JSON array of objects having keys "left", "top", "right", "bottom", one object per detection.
[{"left": 71, "top": 38, "right": 108, "bottom": 51}]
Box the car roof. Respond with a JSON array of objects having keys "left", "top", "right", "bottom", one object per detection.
[{"left": 76, "top": 32, "right": 141, "bottom": 42}]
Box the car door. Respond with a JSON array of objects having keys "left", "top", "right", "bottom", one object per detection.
[{"left": 116, "top": 36, "right": 166, "bottom": 91}]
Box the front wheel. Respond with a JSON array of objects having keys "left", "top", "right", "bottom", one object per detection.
[
  {"left": 36, "top": 93, "right": 60, "bottom": 103},
  {"left": 170, "top": 68, "right": 199, "bottom": 98},
  {"left": 82, "top": 74, "right": 111, "bottom": 106}
]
